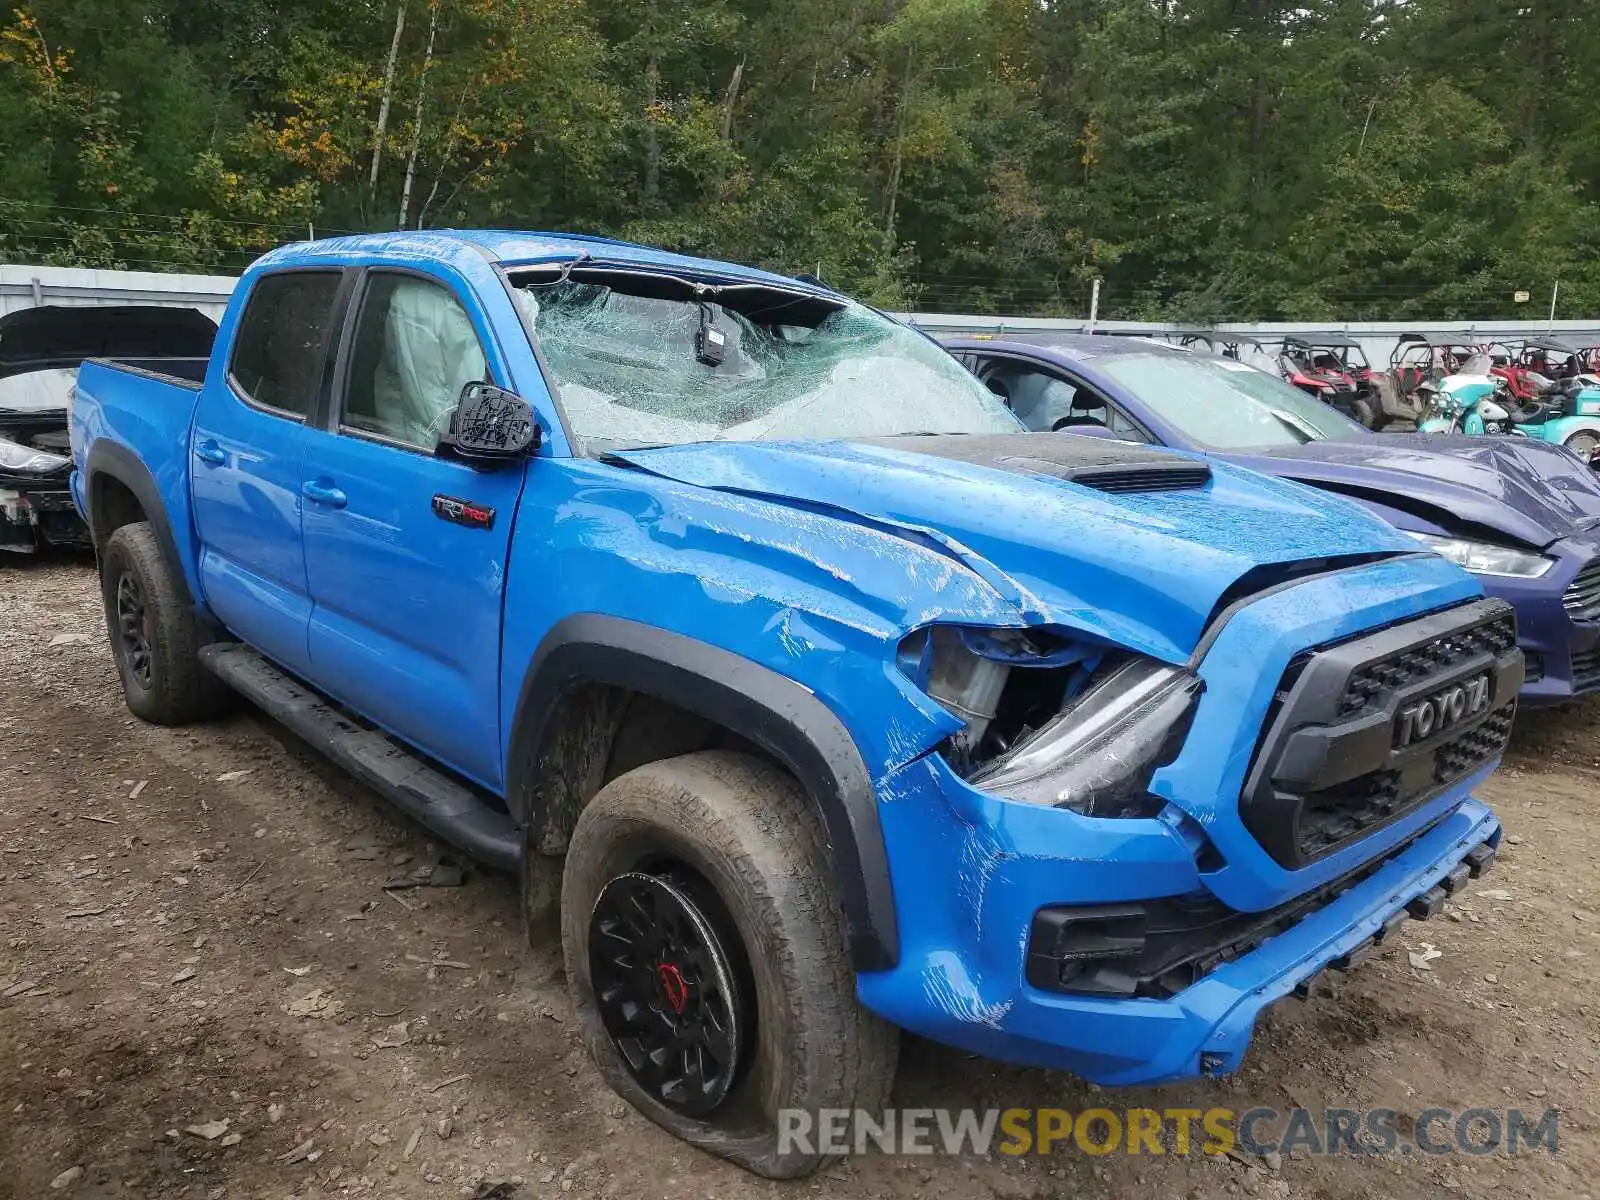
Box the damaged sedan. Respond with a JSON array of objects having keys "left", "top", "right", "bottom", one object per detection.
[
  {"left": 0, "top": 304, "right": 216, "bottom": 553},
  {"left": 948, "top": 331, "right": 1600, "bottom": 703}
]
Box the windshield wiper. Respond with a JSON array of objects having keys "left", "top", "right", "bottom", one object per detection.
[{"left": 1267, "top": 409, "right": 1318, "bottom": 444}]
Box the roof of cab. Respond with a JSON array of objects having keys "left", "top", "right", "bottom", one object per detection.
[{"left": 252, "top": 229, "right": 826, "bottom": 293}]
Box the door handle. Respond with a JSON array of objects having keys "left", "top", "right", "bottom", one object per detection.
[
  {"left": 300, "top": 479, "right": 348, "bottom": 509},
  {"left": 194, "top": 440, "right": 226, "bottom": 466}
]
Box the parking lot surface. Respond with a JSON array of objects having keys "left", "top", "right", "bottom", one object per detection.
[{"left": 2, "top": 556, "right": 1595, "bottom": 1199}]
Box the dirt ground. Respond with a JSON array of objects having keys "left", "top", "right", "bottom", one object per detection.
[{"left": 2, "top": 553, "right": 1595, "bottom": 1200}]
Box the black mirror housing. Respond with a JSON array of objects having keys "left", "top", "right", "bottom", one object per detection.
[{"left": 439, "top": 381, "right": 541, "bottom": 464}]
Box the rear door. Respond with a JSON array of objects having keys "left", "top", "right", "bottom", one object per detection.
[
  {"left": 298, "top": 268, "right": 528, "bottom": 789},
  {"left": 191, "top": 269, "right": 348, "bottom": 674}
]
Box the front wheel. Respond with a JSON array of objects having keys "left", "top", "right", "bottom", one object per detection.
[{"left": 560, "top": 750, "right": 899, "bottom": 1178}]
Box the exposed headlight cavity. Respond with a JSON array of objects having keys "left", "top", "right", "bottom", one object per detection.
[
  {"left": 899, "top": 625, "right": 1202, "bottom": 817},
  {"left": 970, "top": 660, "right": 1201, "bottom": 816},
  {"left": 1405, "top": 531, "right": 1553, "bottom": 578}
]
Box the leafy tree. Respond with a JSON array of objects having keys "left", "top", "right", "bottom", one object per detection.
[{"left": 0, "top": 0, "right": 1596, "bottom": 317}]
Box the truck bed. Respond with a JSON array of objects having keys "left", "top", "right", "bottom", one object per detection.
[
  {"left": 84, "top": 355, "right": 210, "bottom": 388},
  {"left": 71, "top": 356, "right": 213, "bottom": 597}
]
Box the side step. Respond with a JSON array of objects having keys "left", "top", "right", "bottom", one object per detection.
[{"left": 199, "top": 644, "right": 521, "bottom": 871}]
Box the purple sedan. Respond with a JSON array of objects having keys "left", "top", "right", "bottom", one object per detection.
[{"left": 943, "top": 332, "right": 1600, "bottom": 704}]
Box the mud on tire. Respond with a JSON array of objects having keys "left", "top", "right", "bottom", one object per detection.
[
  {"left": 99, "top": 521, "right": 232, "bottom": 725},
  {"left": 560, "top": 749, "right": 899, "bottom": 1178}
]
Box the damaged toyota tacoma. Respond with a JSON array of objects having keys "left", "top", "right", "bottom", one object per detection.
[{"left": 70, "top": 232, "right": 1517, "bottom": 1177}]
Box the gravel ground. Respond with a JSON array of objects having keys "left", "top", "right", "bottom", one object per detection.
[{"left": 1, "top": 553, "right": 1596, "bottom": 1199}]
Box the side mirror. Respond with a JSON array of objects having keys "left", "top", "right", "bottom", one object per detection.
[{"left": 439, "top": 381, "right": 541, "bottom": 464}]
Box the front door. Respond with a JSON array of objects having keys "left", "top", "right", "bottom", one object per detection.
[
  {"left": 299, "top": 269, "right": 529, "bottom": 789},
  {"left": 191, "top": 269, "right": 348, "bottom": 674}
]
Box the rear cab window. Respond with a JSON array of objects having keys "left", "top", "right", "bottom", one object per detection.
[{"left": 228, "top": 272, "right": 344, "bottom": 420}]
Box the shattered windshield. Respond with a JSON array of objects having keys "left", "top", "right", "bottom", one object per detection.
[
  {"left": 516, "top": 275, "right": 1019, "bottom": 450},
  {"left": 1100, "top": 352, "right": 1366, "bottom": 448}
]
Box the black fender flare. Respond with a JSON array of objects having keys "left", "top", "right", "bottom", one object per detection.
[
  {"left": 508, "top": 614, "right": 899, "bottom": 972},
  {"left": 83, "top": 440, "right": 193, "bottom": 606}
]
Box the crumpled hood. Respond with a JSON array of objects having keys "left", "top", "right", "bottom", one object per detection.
[
  {"left": 1219, "top": 434, "right": 1600, "bottom": 549},
  {"left": 611, "top": 434, "right": 1422, "bottom": 663}
]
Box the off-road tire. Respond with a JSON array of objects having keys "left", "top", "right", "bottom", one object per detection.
[
  {"left": 99, "top": 521, "right": 232, "bottom": 725},
  {"left": 560, "top": 750, "right": 899, "bottom": 1178}
]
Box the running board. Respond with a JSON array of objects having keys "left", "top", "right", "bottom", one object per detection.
[{"left": 199, "top": 644, "right": 521, "bottom": 871}]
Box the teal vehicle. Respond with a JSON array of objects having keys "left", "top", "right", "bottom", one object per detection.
[{"left": 1418, "top": 349, "right": 1600, "bottom": 459}]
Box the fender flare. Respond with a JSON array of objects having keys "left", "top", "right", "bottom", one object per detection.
[
  {"left": 1550, "top": 416, "right": 1600, "bottom": 445},
  {"left": 507, "top": 614, "right": 899, "bottom": 972},
  {"left": 83, "top": 440, "right": 193, "bottom": 606}
]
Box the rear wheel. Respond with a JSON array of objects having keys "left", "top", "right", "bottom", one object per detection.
[
  {"left": 99, "top": 522, "right": 232, "bottom": 725},
  {"left": 559, "top": 750, "right": 899, "bottom": 1178}
]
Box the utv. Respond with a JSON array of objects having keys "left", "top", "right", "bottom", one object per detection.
[{"left": 1276, "top": 334, "right": 1379, "bottom": 428}]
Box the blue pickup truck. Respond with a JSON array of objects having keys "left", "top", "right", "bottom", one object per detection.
[{"left": 71, "top": 231, "right": 1516, "bottom": 1177}]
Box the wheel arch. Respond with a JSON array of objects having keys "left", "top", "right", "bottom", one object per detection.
[
  {"left": 507, "top": 614, "right": 899, "bottom": 973},
  {"left": 83, "top": 440, "right": 194, "bottom": 607}
]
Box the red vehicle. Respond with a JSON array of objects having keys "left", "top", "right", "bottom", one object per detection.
[
  {"left": 1517, "top": 335, "right": 1600, "bottom": 386},
  {"left": 1470, "top": 341, "right": 1544, "bottom": 404},
  {"left": 1276, "top": 333, "right": 1380, "bottom": 427}
]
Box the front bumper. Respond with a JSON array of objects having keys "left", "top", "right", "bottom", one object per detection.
[
  {"left": 0, "top": 477, "right": 88, "bottom": 552},
  {"left": 855, "top": 555, "right": 1506, "bottom": 1083},
  {"left": 859, "top": 787, "right": 1498, "bottom": 1084},
  {"left": 1486, "top": 531, "right": 1600, "bottom": 703}
]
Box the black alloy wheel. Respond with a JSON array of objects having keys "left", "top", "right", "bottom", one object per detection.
[
  {"left": 114, "top": 570, "right": 154, "bottom": 688},
  {"left": 587, "top": 870, "right": 747, "bottom": 1117}
]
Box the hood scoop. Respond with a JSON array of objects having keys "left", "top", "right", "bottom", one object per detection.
[
  {"left": 853, "top": 432, "right": 1211, "bottom": 493},
  {"left": 1001, "top": 457, "right": 1212, "bottom": 494}
]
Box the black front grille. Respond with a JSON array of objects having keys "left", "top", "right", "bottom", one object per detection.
[
  {"left": 1290, "top": 707, "right": 1513, "bottom": 863},
  {"left": 1434, "top": 707, "right": 1515, "bottom": 782},
  {"left": 1564, "top": 560, "right": 1600, "bottom": 622},
  {"left": 1242, "top": 599, "right": 1522, "bottom": 870},
  {"left": 1572, "top": 647, "right": 1600, "bottom": 692},
  {"left": 1296, "top": 772, "right": 1402, "bottom": 861},
  {"left": 1339, "top": 611, "right": 1517, "bottom": 716}
]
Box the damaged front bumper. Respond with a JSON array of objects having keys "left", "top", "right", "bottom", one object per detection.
[
  {"left": 859, "top": 769, "right": 1497, "bottom": 1083},
  {"left": 0, "top": 476, "right": 88, "bottom": 551},
  {"left": 854, "top": 554, "right": 1508, "bottom": 1084},
  {"left": 0, "top": 429, "right": 86, "bottom": 551}
]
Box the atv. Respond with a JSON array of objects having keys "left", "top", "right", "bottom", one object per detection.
[
  {"left": 1275, "top": 333, "right": 1381, "bottom": 428},
  {"left": 1371, "top": 332, "right": 1483, "bottom": 430}
]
